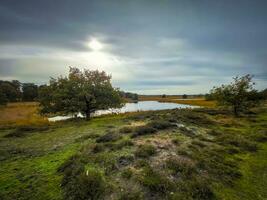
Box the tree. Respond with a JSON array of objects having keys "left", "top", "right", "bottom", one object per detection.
[
  {"left": 22, "top": 83, "right": 38, "bottom": 101},
  {"left": 182, "top": 94, "right": 187, "bottom": 99},
  {"left": 0, "top": 80, "right": 21, "bottom": 102},
  {"left": 162, "top": 94, "right": 166, "bottom": 98},
  {"left": 39, "top": 67, "right": 124, "bottom": 119},
  {"left": 209, "top": 74, "right": 261, "bottom": 116}
]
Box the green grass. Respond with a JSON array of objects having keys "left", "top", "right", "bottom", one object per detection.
[{"left": 0, "top": 105, "right": 266, "bottom": 199}]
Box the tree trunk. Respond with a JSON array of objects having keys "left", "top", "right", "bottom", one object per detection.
[
  {"left": 233, "top": 105, "right": 239, "bottom": 117},
  {"left": 84, "top": 95, "right": 91, "bottom": 120}
]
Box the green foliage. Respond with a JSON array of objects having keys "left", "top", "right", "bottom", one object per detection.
[
  {"left": 216, "top": 134, "right": 258, "bottom": 152},
  {"left": 148, "top": 120, "right": 175, "bottom": 130},
  {"left": 22, "top": 83, "right": 38, "bottom": 101},
  {"left": 131, "top": 125, "right": 156, "bottom": 138},
  {"left": 119, "top": 126, "right": 133, "bottom": 133},
  {"left": 166, "top": 157, "right": 196, "bottom": 178},
  {"left": 96, "top": 131, "right": 121, "bottom": 143},
  {"left": 38, "top": 67, "right": 123, "bottom": 119},
  {"left": 134, "top": 144, "right": 156, "bottom": 158},
  {"left": 64, "top": 168, "right": 106, "bottom": 200},
  {"left": 0, "top": 87, "right": 8, "bottom": 105},
  {"left": 118, "top": 186, "right": 143, "bottom": 200},
  {"left": 138, "top": 166, "right": 174, "bottom": 194},
  {"left": 121, "top": 168, "right": 133, "bottom": 179},
  {"left": 0, "top": 80, "right": 21, "bottom": 102},
  {"left": 171, "top": 177, "right": 215, "bottom": 200},
  {"left": 120, "top": 91, "right": 139, "bottom": 101},
  {"left": 209, "top": 74, "right": 262, "bottom": 116}
]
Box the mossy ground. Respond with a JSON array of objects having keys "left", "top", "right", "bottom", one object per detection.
[{"left": 0, "top": 105, "right": 266, "bottom": 200}]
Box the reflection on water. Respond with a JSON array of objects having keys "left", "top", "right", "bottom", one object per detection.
[{"left": 48, "top": 101, "right": 198, "bottom": 122}]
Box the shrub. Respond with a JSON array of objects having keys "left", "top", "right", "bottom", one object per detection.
[
  {"left": 191, "top": 140, "right": 206, "bottom": 148},
  {"left": 194, "top": 149, "right": 242, "bottom": 185},
  {"left": 171, "top": 138, "right": 180, "bottom": 145},
  {"left": 121, "top": 168, "right": 133, "bottom": 179},
  {"left": 134, "top": 145, "right": 156, "bottom": 158},
  {"left": 89, "top": 152, "right": 118, "bottom": 174},
  {"left": 216, "top": 135, "right": 258, "bottom": 152},
  {"left": 135, "top": 160, "right": 150, "bottom": 168},
  {"left": 176, "top": 177, "right": 215, "bottom": 200},
  {"left": 63, "top": 168, "right": 107, "bottom": 200},
  {"left": 165, "top": 157, "right": 196, "bottom": 178},
  {"left": 207, "top": 129, "right": 222, "bottom": 136},
  {"left": 131, "top": 126, "right": 156, "bottom": 138},
  {"left": 96, "top": 131, "right": 121, "bottom": 143},
  {"left": 119, "top": 126, "right": 133, "bottom": 134},
  {"left": 139, "top": 166, "right": 174, "bottom": 194},
  {"left": 110, "top": 138, "right": 134, "bottom": 150},
  {"left": 118, "top": 155, "right": 134, "bottom": 167},
  {"left": 148, "top": 120, "right": 175, "bottom": 130},
  {"left": 118, "top": 187, "right": 143, "bottom": 200},
  {"left": 91, "top": 143, "right": 105, "bottom": 153}
]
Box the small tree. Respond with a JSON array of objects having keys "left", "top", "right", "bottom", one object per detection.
[
  {"left": 39, "top": 67, "right": 124, "bottom": 119},
  {"left": 182, "top": 94, "right": 187, "bottom": 99},
  {"left": 210, "top": 74, "right": 261, "bottom": 116}
]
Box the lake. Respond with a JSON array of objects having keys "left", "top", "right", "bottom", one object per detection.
[{"left": 48, "top": 101, "right": 198, "bottom": 122}]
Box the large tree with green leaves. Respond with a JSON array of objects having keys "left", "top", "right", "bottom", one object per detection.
[
  {"left": 39, "top": 67, "right": 123, "bottom": 119},
  {"left": 209, "top": 74, "right": 261, "bottom": 116}
]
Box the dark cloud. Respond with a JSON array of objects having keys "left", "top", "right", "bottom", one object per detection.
[{"left": 0, "top": 0, "right": 266, "bottom": 94}]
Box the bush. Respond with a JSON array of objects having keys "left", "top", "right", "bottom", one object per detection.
[
  {"left": 135, "top": 160, "right": 150, "bottom": 168},
  {"left": 139, "top": 166, "right": 174, "bottom": 194},
  {"left": 174, "top": 177, "right": 215, "bottom": 200},
  {"left": 171, "top": 138, "right": 180, "bottom": 145},
  {"left": 63, "top": 168, "right": 107, "bottom": 200},
  {"left": 216, "top": 135, "right": 258, "bottom": 152},
  {"left": 89, "top": 152, "right": 118, "bottom": 174},
  {"left": 119, "top": 126, "right": 133, "bottom": 134},
  {"left": 134, "top": 144, "right": 156, "bottom": 158},
  {"left": 109, "top": 138, "right": 134, "bottom": 150},
  {"left": 191, "top": 140, "right": 206, "bottom": 148},
  {"left": 165, "top": 157, "right": 196, "bottom": 178},
  {"left": 96, "top": 131, "right": 121, "bottom": 143},
  {"left": 91, "top": 143, "right": 105, "bottom": 153},
  {"left": 131, "top": 126, "right": 156, "bottom": 138},
  {"left": 121, "top": 168, "right": 133, "bottom": 179},
  {"left": 118, "top": 187, "right": 143, "bottom": 200},
  {"left": 148, "top": 120, "right": 175, "bottom": 130}
]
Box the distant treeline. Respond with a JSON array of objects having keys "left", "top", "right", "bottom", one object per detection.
[
  {"left": 0, "top": 80, "right": 39, "bottom": 104},
  {"left": 0, "top": 79, "right": 139, "bottom": 105},
  {"left": 120, "top": 91, "right": 139, "bottom": 101}
]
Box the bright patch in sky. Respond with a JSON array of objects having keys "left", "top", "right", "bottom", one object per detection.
[{"left": 88, "top": 38, "right": 103, "bottom": 51}]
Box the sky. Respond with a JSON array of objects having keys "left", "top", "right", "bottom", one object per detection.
[{"left": 0, "top": 0, "right": 266, "bottom": 94}]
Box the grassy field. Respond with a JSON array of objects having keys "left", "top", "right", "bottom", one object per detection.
[
  {"left": 0, "top": 103, "right": 266, "bottom": 200},
  {"left": 0, "top": 102, "right": 48, "bottom": 127},
  {"left": 139, "top": 96, "right": 216, "bottom": 107}
]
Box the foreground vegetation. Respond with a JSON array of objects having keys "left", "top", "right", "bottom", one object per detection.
[{"left": 0, "top": 103, "right": 266, "bottom": 199}]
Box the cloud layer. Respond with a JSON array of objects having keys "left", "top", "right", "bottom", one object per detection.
[{"left": 0, "top": 0, "right": 266, "bottom": 94}]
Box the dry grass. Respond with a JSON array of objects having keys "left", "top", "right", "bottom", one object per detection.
[
  {"left": 0, "top": 102, "right": 48, "bottom": 126},
  {"left": 139, "top": 96, "right": 216, "bottom": 107}
]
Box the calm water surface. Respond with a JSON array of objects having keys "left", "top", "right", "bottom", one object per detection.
[{"left": 48, "top": 101, "right": 198, "bottom": 122}]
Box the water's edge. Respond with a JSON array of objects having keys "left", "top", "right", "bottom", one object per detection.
[{"left": 48, "top": 101, "right": 198, "bottom": 122}]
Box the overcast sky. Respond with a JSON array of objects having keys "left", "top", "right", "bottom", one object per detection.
[{"left": 0, "top": 0, "right": 266, "bottom": 94}]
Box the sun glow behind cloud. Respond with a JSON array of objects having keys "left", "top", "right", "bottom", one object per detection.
[{"left": 88, "top": 38, "right": 103, "bottom": 51}]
